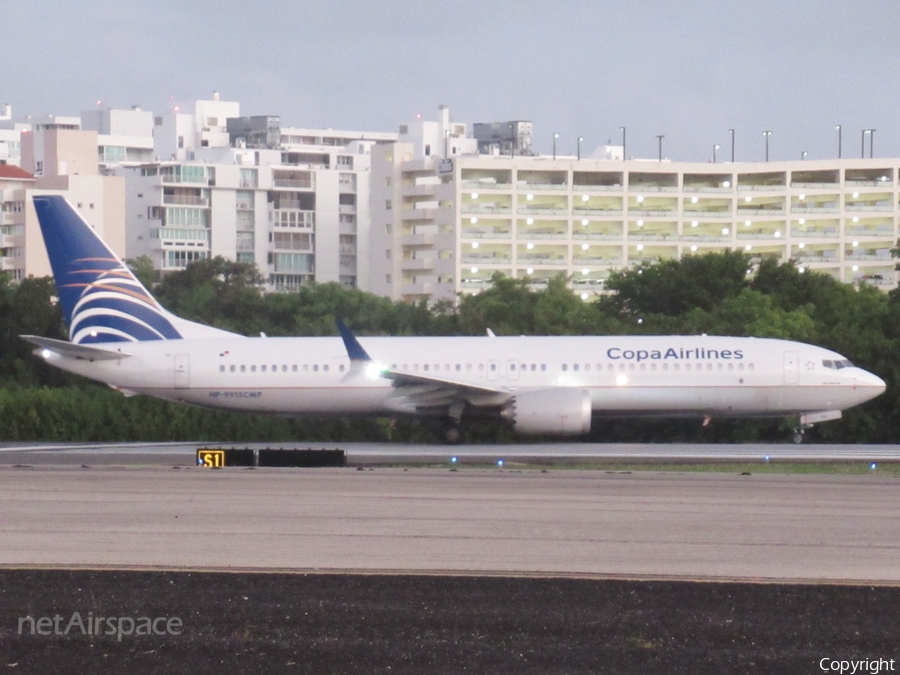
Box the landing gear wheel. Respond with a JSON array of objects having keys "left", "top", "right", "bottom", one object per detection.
[
  {"left": 792, "top": 431, "right": 805, "bottom": 444},
  {"left": 441, "top": 422, "right": 464, "bottom": 445}
]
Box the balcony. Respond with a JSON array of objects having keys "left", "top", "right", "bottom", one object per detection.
[
  {"left": 401, "top": 282, "right": 436, "bottom": 296},
  {"left": 163, "top": 194, "right": 208, "bottom": 206},
  {"left": 401, "top": 257, "right": 435, "bottom": 271},
  {"left": 273, "top": 179, "right": 313, "bottom": 189}
]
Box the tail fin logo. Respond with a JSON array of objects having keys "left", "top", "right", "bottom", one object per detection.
[
  {"left": 32, "top": 195, "right": 182, "bottom": 344},
  {"left": 65, "top": 257, "right": 182, "bottom": 343}
]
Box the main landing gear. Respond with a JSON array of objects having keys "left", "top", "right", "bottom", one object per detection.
[
  {"left": 440, "top": 402, "right": 466, "bottom": 445},
  {"left": 440, "top": 421, "right": 464, "bottom": 445}
]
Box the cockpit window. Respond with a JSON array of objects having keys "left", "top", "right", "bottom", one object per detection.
[
  {"left": 823, "top": 359, "right": 854, "bottom": 369},
  {"left": 822, "top": 359, "right": 834, "bottom": 368}
]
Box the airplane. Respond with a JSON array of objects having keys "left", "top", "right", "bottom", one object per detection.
[{"left": 22, "top": 194, "right": 886, "bottom": 444}]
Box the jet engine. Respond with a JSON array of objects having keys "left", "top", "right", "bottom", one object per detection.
[{"left": 503, "top": 387, "right": 592, "bottom": 436}]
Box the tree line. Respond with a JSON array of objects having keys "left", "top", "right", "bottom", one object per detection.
[{"left": 1, "top": 251, "right": 898, "bottom": 443}]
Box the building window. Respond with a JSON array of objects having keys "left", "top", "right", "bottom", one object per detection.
[{"left": 385, "top": 199, "right": 392, "bottom": 210}]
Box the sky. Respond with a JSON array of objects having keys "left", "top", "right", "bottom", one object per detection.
[{"left": 4, "top": 0, "right": 900, "bottom": 163}]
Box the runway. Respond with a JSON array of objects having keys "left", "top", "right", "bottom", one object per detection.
[
  {"left": 3, "top": 440, "right": 900, "bottom": 465},
  {"left": 1, "top": 465, "right": 899, "bottom": 583}
]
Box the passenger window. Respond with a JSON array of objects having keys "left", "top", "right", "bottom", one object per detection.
[
  {"left": 651, "top": 363, "right": 657, "bottom": 371},
  {"left": 490, "top": 363, "right": 497, "bottom": 371},
  {"left": 479, "top": 364, "right": 484, "bottom": 371},
  {"left": 541, "top": 364, "right": 546, "bottom": 371},
  {"left": 466, "top": 364, "right": 472, "bottom": 371},
  {"left": 585, "top": 364, "right": 590, "bottom": 371},
  {"left": 686, "top": 364, "right": 692, "bottom": 371},
  {"left": 445, "top": 364, "right": 450, "bottom": 371},
  {"left": 628, "top": 363, "right": 635, "bottom": 371},
  {"left": 674, "top": 364, "right": 679, "bottom": 371},
  {"left": 562, "top": 364, "right": 568, "bottom": 371},
  {"left": 414, "top": 364, "right": 419, "bottom": 371},
  {"left": 339, "top": 365, "right": 345, "bottom": 372},
  {"left": 573, "top": 364, "right": 579, "bottom": 371},
  {"left": 707, "top": 363, "right": 713, "bottom": 371},
  {"left": 219, "top": 365, "right": 225, "bottom": 372},
  {"left": 531, "top": 364, "right": 537, "bottom": 371},
  {"left": 230, "top": 365, "right": 236, "bottom": 373},
  {"left": 272, "top": 365, "right": 277, "bottom": 372},
  {"left": 251, "top": 365, "right": 256, "bottom": 372},
  {"left": 261, "top": 365, "right": 267, "bottom": 372},
  {"left": 456, "top": 364, "right": 461, "bottom": 371},
  {"left": 510, "top": 363, "right": 516, "bottom": 371},
  {"left": 717, "top": 363, "right": 723, "bottom": 371},
  {"left": 240, "top": 365, "right": 246, "bottom": 372},
  {"left": 313, "top": 365, "right": 319, "bottom": 372},
  {"left": 303, "top": 365, "right": 309, "bottom": 372},
  {"left": 324, "top": 365, "right": 329, "bottom": 372},
  {"left": 292, "top": 365, "right": 298, "bottom": 372},
  {"left": 639, "top": 363, "right": 645, "bottom": 370},
  {"left": 738, "top": 363, "right": 743, "bottom": 371},
  {"left": 424, "top": 364, "right": 429, "bottom": 371},
  {"left": 727, "top": 363, "right": 733, "bottom": 371},
  {"left": 749, "top": 363, "right": 755, "bottom": 371}
]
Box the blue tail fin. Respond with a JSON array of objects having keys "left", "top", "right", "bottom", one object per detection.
[{"left": 32, "top": 195, "right": 183, "bottom": 344}]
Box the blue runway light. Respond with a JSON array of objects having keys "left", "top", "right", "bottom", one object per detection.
[
  {"left": 870, "top": 463, "right": 878, "bottom": 470},
  {"left": 450, "top": 456, "right": 458, "bottom": 463},
  {"left": 497, "top": 459, "right": 504, "bottom": 467},
  {"left": 764, "top": 455, "right": 770, "bottom": 462}
]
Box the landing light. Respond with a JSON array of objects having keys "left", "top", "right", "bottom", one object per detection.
[
  {"left": 470, "top": 217, "right": 478, "bottom": 224},
  {"left": 526, "top": 218, "right": 534, "bottom": 225},
  {"left": 580, "top": 292, "right": 589, "bottom": 300},
  {"left": 365, "top": 362, "right": 386, "bottom": 379},
  {"left": 581, "top": 219, "right": 588, "bottom": 226},
  {"left": 615, "top": 374, "right": 628, "bottom": 386},
  {"left": 41, "top": 349, "right": 52, "bottom": 359}
]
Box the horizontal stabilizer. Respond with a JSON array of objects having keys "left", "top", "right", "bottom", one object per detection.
[{"left": 21, "top": 335, "right": 131, "bottom": 361}]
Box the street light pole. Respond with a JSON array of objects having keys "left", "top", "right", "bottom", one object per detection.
[
  {"left": 620, "top": 126, "right": 626, "bottom": 161},
  {"left": 553, "top": 132, "right": 558, "bottom": 160},
  {"left": 870, "top": 129, "right": 876, "bottom": 158},
  {"left": 801, "top": 151, "right": 808, "bottom": 160},
  {"left": 729, "top": 128, "right": 735, "bottom": 162},
  {"left": 713, "top": 144, "right": 720, "bottom": 163},
  {"left": 657, "top": 134, "right": 664, "bottom": 162},
  {"left": 577, "top": 136, "right": 584, "bottom": 161},
  {"left": 861, "top": 129, "right": 868, "bottom": 159},
  {"left": 763, "top": 131, "right": 772, "bottom": 162},
  {"left": 835, "top": 124, "right": 842, "bottom": 158}
]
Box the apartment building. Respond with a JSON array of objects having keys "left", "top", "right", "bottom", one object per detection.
[
  {"left": 122, "top": 111, "right": 396, "bottom": 291},
  {"left": 371, "top": 151, "right": 900, "bottom": 303}
]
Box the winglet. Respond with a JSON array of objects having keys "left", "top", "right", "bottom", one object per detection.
[{"left": 336, "top": 318, "right": 372, "bottom": 362}]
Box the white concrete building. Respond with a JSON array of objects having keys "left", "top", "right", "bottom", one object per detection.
[
  {"left": 370, "top": 151, "right": 900, "bottom": 303},
  {"left": 122, "top": 123, "right": 397, "bottom": 291}
]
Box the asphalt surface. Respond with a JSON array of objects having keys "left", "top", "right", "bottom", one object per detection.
[{"left": 1, "top": 466, "right": 898, "bottom": 583}]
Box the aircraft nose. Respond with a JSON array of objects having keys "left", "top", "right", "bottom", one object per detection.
[{"left": 857, "top": 369, "right": 886, "bottom": 397}]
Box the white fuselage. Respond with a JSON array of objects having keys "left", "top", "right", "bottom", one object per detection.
[{"left": 43, "top": 335, "right": 885, "bottom": 419}]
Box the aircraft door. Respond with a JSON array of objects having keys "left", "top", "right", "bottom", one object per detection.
[
  {"left": 784, "top": 351, "right": 798, "bottom": 384},
  {"left": 174, "top": 353, "right": 190, "bottom": 388}
]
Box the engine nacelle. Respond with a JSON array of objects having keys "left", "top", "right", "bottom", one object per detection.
[{"left": 504, "top": 387, "right": 592, "bottom": 436}]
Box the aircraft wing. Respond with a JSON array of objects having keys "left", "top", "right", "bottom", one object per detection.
[
  {"left": 335, "top": 319, "right": 510, "bottom": 413},
  {"left": 21, "top": 335, "right": 132, "bottom": 361},
  {"left": 381, "top": 368, "right": 511, "bottom": 412}
]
